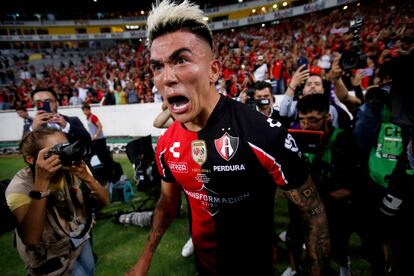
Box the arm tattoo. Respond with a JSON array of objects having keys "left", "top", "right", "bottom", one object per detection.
[{"left": 283, "top": 176, "right": 331, "bottom": 270}]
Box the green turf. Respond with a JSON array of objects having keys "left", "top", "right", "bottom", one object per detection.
[{"left": 0, "top": 155, "right": 390, "bottom": 275}]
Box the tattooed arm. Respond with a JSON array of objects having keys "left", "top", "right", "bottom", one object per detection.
[
  {"left": 126, "top": 180, "right": 182, "bottom": 276},
  {"left": 282, "top": 175, "right": 331, "bottom": 276}
]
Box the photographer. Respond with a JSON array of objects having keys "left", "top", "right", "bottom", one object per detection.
[
  {"left": 5, "top": 128, "right": 109, "bottom": 275},
  {"left": 282, "top": 94, "right": 360, "bottom": 276},
  {"left": 253, "top": 81, "right": 288, "bottom": 127},
  {"left": 352, "top": 48, "right": 414, "bottom": 275}
]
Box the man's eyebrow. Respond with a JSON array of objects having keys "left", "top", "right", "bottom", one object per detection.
[{"left": 150, "top": 47, "right": 192, "bottom": 65}]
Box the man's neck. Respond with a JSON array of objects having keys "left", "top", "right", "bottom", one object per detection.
[{"left": 184, "top": 92, "right": 220, "bottom": 132}]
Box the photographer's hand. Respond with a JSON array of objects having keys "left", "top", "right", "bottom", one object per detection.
[
  {"left": 35, "top": 147, "right": 62, "bottom": 186},
  {"left": 63, "top": 161, "right": 109, "bottom": 206}
]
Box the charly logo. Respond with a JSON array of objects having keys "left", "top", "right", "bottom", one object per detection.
[
  {"left": 214, "top": 132, "right": 239, "bottom": 161},
  {"left": 284, "top": 133, "right": 299, "bottom": 153},
  {"left": 191, "top": 140, "right": 207, "bottom": 166},
  {"left": 169, "top": 142, "right": 180, "bottom": 158}
]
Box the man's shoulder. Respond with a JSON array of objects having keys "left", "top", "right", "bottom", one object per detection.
[{"left": 62, "top": 115, "right": 81, "bottom": 123}]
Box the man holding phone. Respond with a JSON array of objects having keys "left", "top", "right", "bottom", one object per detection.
[{"left": 31, "top": 88, "right": 91, "bottom": 143}]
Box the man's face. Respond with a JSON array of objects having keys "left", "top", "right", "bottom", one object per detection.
[
  {"left": 82, "top": 108, "right": 91, "bottom": 116},
  {"left": 17, "top": 110, "right": 28, "bottom": 119},
  {"left": 254, "top": 88, "right": 273, "bottom": 110},
  {"left": 33, "top": 91, "right": 58, "bottom": 114},
  {"left": 150, "top": 30, "right": 220, "bottom": 126},
  {"left": 303, "top": 75, "right": 323, "bottom": 96},
  {"left": 298, "top": 110, "right": 329, "bottom": 132}
]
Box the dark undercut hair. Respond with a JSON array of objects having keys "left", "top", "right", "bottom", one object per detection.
[{"left": 297, "top": 94, "right": 329, "bottom": 115}]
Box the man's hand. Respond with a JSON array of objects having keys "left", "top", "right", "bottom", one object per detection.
[
  {"left": 290, "top": 64, "right": 309, "bottom": 90},
  {"left": 48, "top": 114, "right": 67, "bottom": 128},
  {"left": 125, "top": 256, "right": 151, "bottom": 276},
  {"left": 329, "top": 56, "right": 343, "bottom": 81},
  {"left": 32, "top": 110, "right": 53, "bottom": 130}
]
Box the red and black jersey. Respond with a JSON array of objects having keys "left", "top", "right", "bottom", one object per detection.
[{"left": 155, "top": 95, "right": 308, "bottom": 275}]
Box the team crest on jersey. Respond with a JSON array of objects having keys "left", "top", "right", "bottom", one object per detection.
[
  {"left": 191, "top": 140, "right": 207, "bottom": 166},
  {"left": 214, "top": 132, "right": 239, "bottom": 161}
]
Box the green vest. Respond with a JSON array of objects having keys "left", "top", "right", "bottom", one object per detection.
[
  {"left": 368, "top": 106, "right": 413, "bottom": 188},
  {"left": 305, "top": 127, "right": 343, "bottom": 179}
]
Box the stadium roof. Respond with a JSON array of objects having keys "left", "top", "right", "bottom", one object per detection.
[{"left": 2, "top": 0, "right": 245, "bottom": 14}]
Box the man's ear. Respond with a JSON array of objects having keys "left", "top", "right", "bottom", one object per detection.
[
  {"left": 209, "top": 60, "right": 222, "bottom": 84},
  {"left": 326, "top": 112, "right": 332, "bottom": 122}
]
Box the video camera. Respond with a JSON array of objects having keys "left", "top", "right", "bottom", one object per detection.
[
  {"left": 45, "top": 140, "right": 92, "bottom": 166},
  {"left": 339, "top": 16, "right": 367, "bottom": 71}
]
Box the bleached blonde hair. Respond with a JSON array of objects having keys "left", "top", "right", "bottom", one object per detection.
[{"left": 146, "top": 0, "right": 213, "bottom": 49}]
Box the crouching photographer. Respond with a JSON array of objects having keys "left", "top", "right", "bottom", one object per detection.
[{"left": 5, "top": 128, "right": 109, "bottom": 275}]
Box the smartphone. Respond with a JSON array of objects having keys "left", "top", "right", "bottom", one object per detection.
[
  {"left": 297, "top": 58, "right": 308, "bottom": 71},
  {"left": 288, "top": 129, "right": 324, "bottom": 154},
  {"left": 36, "top": 101, "right": 51, "bottom": 113}
]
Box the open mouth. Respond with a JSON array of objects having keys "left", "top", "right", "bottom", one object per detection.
[{"left": 168, "top": 95, "right": 189, "bottom": 111}]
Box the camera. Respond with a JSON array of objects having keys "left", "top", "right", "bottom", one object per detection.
[
  {"left": 46, "top": 140, "right": 92, "bottom": 166},
  {"left": 256, "top": 98, "right": 270, "bottom": 107},
  {"left": 339, "top": 16, "right": 367, "bottom": 71},
  {"left": 245, "top": 88, "right": 257, "bottom": 110}
]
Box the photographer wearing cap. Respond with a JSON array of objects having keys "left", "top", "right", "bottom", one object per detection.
[
  {"left": 31, "top": 88, "right": 91, "bottom": 143},
  {"left": 5, "top": 128, "right": 109, "bottom": 275}
]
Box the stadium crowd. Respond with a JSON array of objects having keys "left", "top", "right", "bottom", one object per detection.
[
  {"left": 2, "top": 0, "right": 414, "bottom": 275},
  {"left": 0, "top": 0, "right": 412, "bottom": 112}
]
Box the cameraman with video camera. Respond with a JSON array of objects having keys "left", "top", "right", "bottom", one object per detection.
[
  {"left": 351, "top": 42, "right": 414, "bottom": 275},
  {"left": 5, "top": 128, "right": 109, "bottom": 275},
  {"left": 253, "top": 81, "right": 284, "bottom": 123}
]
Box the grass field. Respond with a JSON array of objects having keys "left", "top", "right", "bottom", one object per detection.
[{"left": 0, "top": 155, "right": 378, "bottom": 275}]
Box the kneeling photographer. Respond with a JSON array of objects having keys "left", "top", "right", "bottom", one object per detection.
[{"left": 5, "top": 128, "right": 109, "bottom": 275}]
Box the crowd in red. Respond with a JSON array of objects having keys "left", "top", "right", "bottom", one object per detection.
[{"left": 0, "top": 0, "right": 412, "bottom": 111}]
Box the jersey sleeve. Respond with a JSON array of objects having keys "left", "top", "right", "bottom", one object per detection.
[
  {"left": 155, "top": 134, "right": 176, "bottom": 183},
  {"left": 91, "top": 114, "right": 99, "bottom": 126},
  {"left": 272, "top": 126, "right": 309, "bottom": 190},
  {"left": 238, "top": 105, "right": 309, "bottom": 190}
]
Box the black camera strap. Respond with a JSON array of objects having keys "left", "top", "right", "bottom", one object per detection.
[{"left": 47, "top": 173, "right": 93, "bottom": 240}]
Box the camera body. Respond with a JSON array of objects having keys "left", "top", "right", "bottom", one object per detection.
[
  {"left": 339, "top": 16, "right": 367, "bottom": 71},
  {"left": 47, "top": 140, "right": 92, "bottom": 166},
  {"left": 245, "top": 88, "right": 257, "bottom": 110}
]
